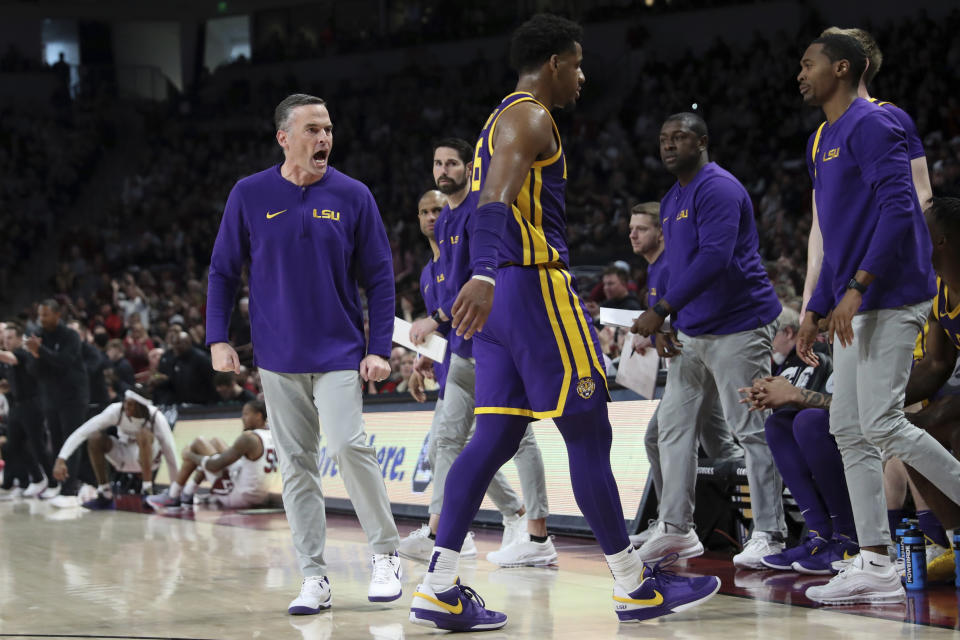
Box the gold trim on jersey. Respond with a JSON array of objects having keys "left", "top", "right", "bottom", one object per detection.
[
  {"left": 511, "top": 166, "right": 562, "bottom": 265},
  {"left": 934, "top": 276, "right": 960, "bottom": 320},
  {"left": 475, "top": 266, "right": 606, "bottom": 419}
]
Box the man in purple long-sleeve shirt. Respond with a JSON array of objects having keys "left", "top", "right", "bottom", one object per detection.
[
  {"left": 206, "top": 94, "right": 402, "bottom": 614},
  {"left": 631, "top": 112, "right": 786, "bottom": 569},
  {"left": 795, "top": 34, "right": 960, "bottom": 607}
]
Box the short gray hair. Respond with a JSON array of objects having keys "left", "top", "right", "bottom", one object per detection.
[
  {"left": 274, "top": 93, "right": 326, "bottom": 131},
  {"left": 777, "top": 306, "right": 800, "bottom": 332}
]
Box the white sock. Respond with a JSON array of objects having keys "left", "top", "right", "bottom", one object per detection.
[
  {"left": 141, "top": 481, "right": 153, "bottom": 494},
  {"left": 168, "top": 482, "right": 182, "bottom": 499},
  {"left": 860, "top": 549, "right": 891, "bottom": 571},
  {"left": 422, "top": 546, "right": 459, "bottom": 591},
  {"left": 605, "top": 544, "right": 644, "bottom": 591},
  {"left": 184, "top": 478, "right": 197, "bottom": 495},
  {"left": 97, "top": 483, "right": 113, "bottom": 498}
]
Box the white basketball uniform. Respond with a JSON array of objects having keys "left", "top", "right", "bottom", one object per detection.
[
  {"left": 58, "top": 402, "right": 178, "bottom": 475},
  {"left": 205, "top": 429, "right": 278, "bottom": 509}
]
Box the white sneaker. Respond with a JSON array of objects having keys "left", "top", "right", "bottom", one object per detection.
[
  {"left": 733, "top": 531, "right": 783, "bottom": 569},
  {"left": 368, "top": 553, "right": 403, "bottom": 602},
  {"left": 39, "top": 485, "right": 61, "bottom": 500},
  {"left": 23, "top": 476, "right": 48, "bottom": 498},
  {"left": 461, "top": 532, "right": 478, "bottom": 558},
  {"left": 49, "top": 494, "right": 81, "bottom": 509},
  {"left": 0, "top": 486, "right": 23, "bottom": 501},
  {"left": 398, "top": 524, "right": 434, "bottom": 562},
  {"left": 629, "top": 519, "right": 659, "bottom": 547},
  {"left": 831, "top": 555, "right": 856, "bottom": 573},
  {"left": 486, "top": 536, "right": 559, "bottom": 567},
  {"left": 805, "top": 554, "right": 905, "bottom": 605},
  {"left": 636, "top": 521, "right": 704, "bottom": 563},
  {"left": 288, "top": 576, "right": 332, "bottom": 614},
  {"left": 500, "top": 512, "right": 529, "bottom": 551}
]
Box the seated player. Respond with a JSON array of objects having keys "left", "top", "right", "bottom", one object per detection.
[
  {"left": 53, "top": 387, "right": 178, "bottom": 509},
  {"left": 147, "top": 400, "right": 277, "bottom": 511},
  {"left": 739, "top": 309, "right": 859, "bottom": 574}
]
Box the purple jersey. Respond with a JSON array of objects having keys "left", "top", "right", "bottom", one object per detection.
[
  {"left": 469, "top": 92, "right": 607, "bottom": 419},
  {"left": 645, "top": 253, "right": 668, "bottom": 309},
  {"left": 419, "top": 260, "right": 450, "bottom": 395},
  {"left": 932, "top": 277, "right": 960, "bottom": 350},
  {"left": 470, "top": 92, "right": 569, "bottom": 267},
  {"left": 806, "top": 98, "right": 935, "bottom": 316},
  {"left": 434, "top": 191, "right": 478, "bottom": 359}
]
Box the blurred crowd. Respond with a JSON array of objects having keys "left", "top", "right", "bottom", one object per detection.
[{"left": 1, "top": 8, "right": 959, "bottom": 411}]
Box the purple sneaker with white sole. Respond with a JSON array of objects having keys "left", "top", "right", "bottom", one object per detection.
[
  {"left": 793, "top": 536, "right": 859, "bottom": 575},
  {"left": 410, "top": 581, "right": 507, "bottom": 631},
  {"left": 615, "top": 554, "right": 721, "bottom": 623},
  {"left": 288, "top": 576, "right": 332, "bottom": 614},
  {"left": 81, "top": 492, "right": 116, "bottom": 511},
  {"left": 761, "top": 533, "right": 828, "bottom": 571}
]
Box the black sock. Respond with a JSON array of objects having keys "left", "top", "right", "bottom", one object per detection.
[
  {"left": 428, "top": 532, "right": 436, "bottom": 540},
  {"left": 530, "top": 534, "right": 548, "bottom": 544}
]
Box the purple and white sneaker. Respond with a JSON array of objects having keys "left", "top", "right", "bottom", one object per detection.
[
  {"left": 793, "top": 536, "right": 859, "bottom": 575},
  {"left": 145, "top": 490, "right": 181, "bottom": 512},
  {"left": 410, "top": 581, "right": 507, "bottom": 631},
  {"left": 288, "top": 576, "right": 332, "bottom": 614},
  {"left": 761, "top": 533, "right": 828, "bottom": 571},
  {"left": 81, "top": 492, "right": 116, "bottom": 511},
  {"left": 368, "top": 553, "right": 402, "bottom": 602},
  {"left": 615, "top": 554, "right": 721, "bottom": 622}
]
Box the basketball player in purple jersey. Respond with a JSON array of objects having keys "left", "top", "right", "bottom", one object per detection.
[
  {"left": 407, "top": 15, "right": 720, "bottom": 631},
  {"left": 796, "top": 34, "right": 960, "bottom": 605}
]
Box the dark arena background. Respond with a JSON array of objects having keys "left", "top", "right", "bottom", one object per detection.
[{"left": 1, "top": 0, "right": 959, "bottom": 638}]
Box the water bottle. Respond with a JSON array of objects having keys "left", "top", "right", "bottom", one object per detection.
[
  {"left": 953, "top": 530, "right": 960, "bottom": 589},
  {"left": 903, "top": 524, "right": 926, "bottom": 591},
  {"left": 895, "top": 518, "right": 911, "bottom": 560}
]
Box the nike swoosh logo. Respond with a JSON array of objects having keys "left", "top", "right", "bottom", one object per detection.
[
  {"left": 266, "top": 209, "right": 288, "bottom": 219},
  {"left": 414, "top": 592, "right": 463, "bottom": 614},
  {"left": 843, "top": 551, "right": 857, "bottom": 560},
  {"left": 613, "top": 590, "right": 664, "bottom": 607}
]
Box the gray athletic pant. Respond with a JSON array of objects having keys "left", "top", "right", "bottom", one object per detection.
[
  {"left": 830, "top": 301, "right": 960, "bottom": 548},
  {"left": 260, "top": 368, "right": 399, "bottom": 577},
  {"left": 657, "top": 321, "right": 785, "bottom": 534},
  {"left": 644, "top": 380, "right": 744, "bottom": 502},
  {"left": 431, "top": 353, "right": 549, "bottom": 520}
]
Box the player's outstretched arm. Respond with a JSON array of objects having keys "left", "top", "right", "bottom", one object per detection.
[
  {"left": 453, "top": 103, "right": 557, "bottom": 339},
  {"left": 194, "top": 431, "right": 262, "bottom": 473}
]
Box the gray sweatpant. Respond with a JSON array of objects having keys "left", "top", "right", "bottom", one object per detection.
[
  {"left": 431, "top": 353, "right": 549, "bottom": 520},
  {"left": 830, "top": 301, "right": 960, "bottom": 547},
  {"left": 657, "top": 321, "right": 785, "bottom": 534},
  {"left": 259, "top": 368, "right": 399, "bottom": 577},
  {"left": 644, "top": 380, "right": 744, "bottom": 501}
]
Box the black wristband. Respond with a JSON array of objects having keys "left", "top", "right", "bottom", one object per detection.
[
  {"left": 652, "top": 301, "right": 669, "bottom": 318},
  {"left": 430, "top": 310, "right": 444, "bottom": 324},
  {"left": 846, "top": 278, "right": 868, "bottom": 294}
]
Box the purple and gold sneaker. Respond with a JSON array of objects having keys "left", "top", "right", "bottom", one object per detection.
[
  {"left": 410, "top": 581, "right": 506, "bottom": 631},
  {"left": 762, "top": 533, "right": 828, "bottom": 571},
  {"left": 615, "top": 554, "right": 721, "bottom": 622},
  {"left": 793, "top": 535, "right": 859, "bottom": 575}
]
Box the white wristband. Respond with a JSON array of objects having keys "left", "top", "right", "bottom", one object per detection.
[
  {"left": 472, "top": 274, "right": 495, "bottom": 286},
  {"left": 200, "top": 456, "right": 211, "bottom": 472}
]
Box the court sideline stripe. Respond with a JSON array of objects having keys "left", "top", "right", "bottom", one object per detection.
[{"left": 0, "top": 634, "right": 218, "bottom": 639}]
